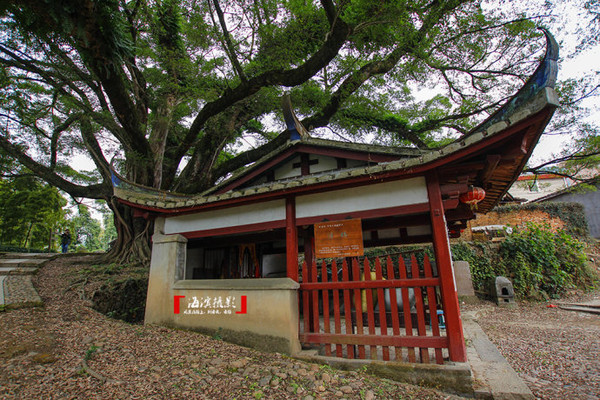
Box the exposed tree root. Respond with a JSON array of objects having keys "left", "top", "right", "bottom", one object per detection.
[{"left": 81, "top": 358, "right": 121, "bottom": 384}]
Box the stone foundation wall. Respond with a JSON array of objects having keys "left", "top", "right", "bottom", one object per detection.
[{"left": 144, "top": 231, "right": 301, "bottom": 355}]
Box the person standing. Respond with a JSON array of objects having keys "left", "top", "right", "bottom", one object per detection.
[{"left": 61, "top": 229, "right": 71, "bottom": 253}]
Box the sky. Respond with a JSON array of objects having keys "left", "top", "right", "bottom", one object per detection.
[{"left": 531, "top": 43, "right": 599, "bottom": 165}]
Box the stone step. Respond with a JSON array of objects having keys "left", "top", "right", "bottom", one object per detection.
[
  {"left": 0, "top": 258, "right": 47, "bottom": 276},
  {"left": 462, "top": 315, "right": 534, "bottom": 400},
  {"left": 0, "top": 252, "right": 57, "bottom": 260},
  {"left": 0, "top": 275, "right": 43, "bottom": 307},
  {"left": 0, "top": 267, "right": 40, "bottom": 276}
]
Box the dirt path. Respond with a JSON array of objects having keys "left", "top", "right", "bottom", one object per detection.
[
  {"left": 0, "top": 257, "right": 450, "bottom": 400},
  {"left": 2, "top": 256, "right": 598, "bottom": 399},
  {"left": 467, "top": 295, "right": 600, "bottom": 400}
]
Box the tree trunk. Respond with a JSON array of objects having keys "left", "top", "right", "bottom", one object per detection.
[
  {"left": 22, "top": 222, "right": 34, "bottom": 248},
  {"left": 102, "top": 198, "right": 153, "bottom": 266},
  {"left": 48, "top": 228, "right": 54, "bottom": 253}
]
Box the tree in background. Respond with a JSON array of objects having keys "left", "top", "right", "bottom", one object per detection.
[
  {"left": 0, "top": 174, "right": 66, "bottom": 251},
  {"left": 0, "top": 0, "right": 597, "bottom": 263},
  {"left": 98, "top": 204, "right": 118, "bottom": 252},
  {"left": 69, "top": 204, "right": 103, "bottom": 252}
]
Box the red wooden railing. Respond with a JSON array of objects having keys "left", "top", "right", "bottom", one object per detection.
[{"left": 299, "top": 254, "right": 447, "bottom": 364}]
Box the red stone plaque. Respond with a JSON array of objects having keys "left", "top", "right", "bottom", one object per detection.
[{"left": 314, "top": 218, "right": 364, "bottom": 258}]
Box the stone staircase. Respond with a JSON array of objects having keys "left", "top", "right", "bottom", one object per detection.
[{"left": 0, "top": 253, "right": 57, "bottom": 308}]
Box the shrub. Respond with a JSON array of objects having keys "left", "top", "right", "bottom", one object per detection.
[
  {"left": 451, "top": 241, "right": 499, "bottom": 292},
  {"left": 453, "top": 223, "right": 597, "bottom": 299}
]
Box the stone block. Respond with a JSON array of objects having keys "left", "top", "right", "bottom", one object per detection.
[{"left": 453, "top": 261, "right": 476, "bottom": 297}]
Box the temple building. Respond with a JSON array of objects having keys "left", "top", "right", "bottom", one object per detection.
[{"left": 112, "top": 32, "right": 559, "bottom": 365}]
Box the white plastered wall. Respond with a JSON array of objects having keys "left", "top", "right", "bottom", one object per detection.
[
  {"left": 164, "top": 199, "right": 285, "bottom": 234},
  {"left": 296, "top": 176, "right": 428, "bottom": 218}
]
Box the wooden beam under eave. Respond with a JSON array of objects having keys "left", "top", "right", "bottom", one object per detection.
[
  {"left": 479, "top": 154, "right": 502, "bottom": 185},
  {"left": 438, "top": 162, "right": 485, "bottom": 181},
  {"left": 364, "top": 235, "right": 433, "bottom": 247},
  {"left": 440, "top": 183, "right": 468, "bottom": 198}
]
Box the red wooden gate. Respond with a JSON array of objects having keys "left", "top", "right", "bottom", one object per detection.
[{"left": 299, "top": 254, "right": 447, "bottom": 364}]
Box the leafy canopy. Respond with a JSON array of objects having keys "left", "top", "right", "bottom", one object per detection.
[{"left": 0, "top": 0, "right": 571, "bottom": 196}]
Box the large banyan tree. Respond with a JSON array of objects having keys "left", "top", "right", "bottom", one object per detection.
[{"left": 0, "top": 0, "right": 573, "bottom": 262}]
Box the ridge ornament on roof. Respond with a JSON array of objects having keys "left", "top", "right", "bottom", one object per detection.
[{"left": 282, "top": 94, "right": 310, "bottom": 141}]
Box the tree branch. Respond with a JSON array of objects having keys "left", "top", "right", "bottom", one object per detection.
[
  {"left": 180, "top": 12, "right": 352, "bottom": 159},
  {"left": 211, "top": 0, "right": 247, "bottom": 81},
  {"left": 0, "top": 133, "right": 108, "bottom": 199}
]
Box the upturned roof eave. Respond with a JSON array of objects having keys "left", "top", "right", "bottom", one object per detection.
[{"left": 114, "top": 88, "right": 559, "bottom": 216}]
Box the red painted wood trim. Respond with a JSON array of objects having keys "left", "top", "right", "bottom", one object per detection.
[
  {"left": 286, "top": 197, "right": 299, "bottom": 282},
  {"left": 363, "top": 259, "right": 377, "bottom": 359},
  {"left": 303, "top": 229, "right": 315, "bottom": 267},
  {"left": 215, "top": 143, "right": 402, "bottom": 195},
  {"left": 424, "top": 254, "right": 444, "bottom": 364},
  {"left": 216, "top": 147, "right": 299, "bottom": 194},
  {"left": 341, "top": 259, "right": 355, "bottom": 358},
  {"left": 123, "top": 182, "right": 455, "bottom": 224},
  {"left": 180, "top": 220, "right": 286, "bottom": 239},
  {"left": 299, "top": 277, "right": 441, "bottom": 290},
  {"left": 300, "top": 153, "right": 310, "bottom": 176},
  {"left": 399, "top": 256, "right": 416, "bottom": 362},
  {"left": 386, "top": 256, "right": 403, "bottom": 360},
  {"left": 301, "top": 261, "right": 310, "bottom": 336},
  {"left": 330, "top": 259, "right": 343, "bottom": 357},
  {"left": 364, "top": 235, "right": 434, "bottom": 248},
  {"left": 411, "top": 253, "right": 430, "bottom": 363},
  {"left": 427, "top": 172, "right": 467, "bottom": 362},
  {"left": 517, "top": 173, "right": 562, "bottom": 181},
  {"left": 311, "top": 258, "right": 320, "bottom": 334},
  {"left": 374, "top": 258, "right": 390, "bottom": 361},
  {"left": 321, "top": 259, "right": 331, "bottom": 356},
  {"left": 351, "top": 258, "right": 366, "bottom": 359},
  {"left": 299, "top": 333, "right": 449, "bottom": 349}
]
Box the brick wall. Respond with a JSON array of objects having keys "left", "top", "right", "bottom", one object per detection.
[{"left": 462, "top": 209, "right": 565, "bottom": 240}]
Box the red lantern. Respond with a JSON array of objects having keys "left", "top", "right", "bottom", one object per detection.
[{"left": 459, "top": 186, "right": 486, "bottom": 206}]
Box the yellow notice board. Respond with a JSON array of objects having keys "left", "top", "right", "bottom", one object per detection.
[{"left": 314, "top": 218, "right": 364, "bottom": 258}]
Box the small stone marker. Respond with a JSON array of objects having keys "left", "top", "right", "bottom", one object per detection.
[{"left": 494, "top": 276, "right": 516, "bottom": 307}]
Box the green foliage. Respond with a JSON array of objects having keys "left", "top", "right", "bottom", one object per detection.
[
  {"left": 0, "top": 175, "right": 67, "bottom": 250},
  {"left": 451, "top": 241, "right": 499, "bottom": 292},
  {"left": 84, "top": 345, "right": 99, "bottom": 361},
  {"left": 69, "top": 205, "right": 102, "bottom": 252},
  {"left": 453, "top": 223, "right": 597, "bottom": 299},
  {"left": 499, "top": 224, "right": 565, "bottom": 298},
  {"left": 98, "top": 205, "right": 117, "bottom": 251}
]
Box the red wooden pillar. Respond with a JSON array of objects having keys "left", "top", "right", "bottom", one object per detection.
[
  {"left": 303, "top": 228, "right": 315, "bottom": 270},
  {"left": 426, "top": 172, "right": 467, "bottom": 362},
  {"left": 286, "top": 197, "right": 299, "bottom": 282}
]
